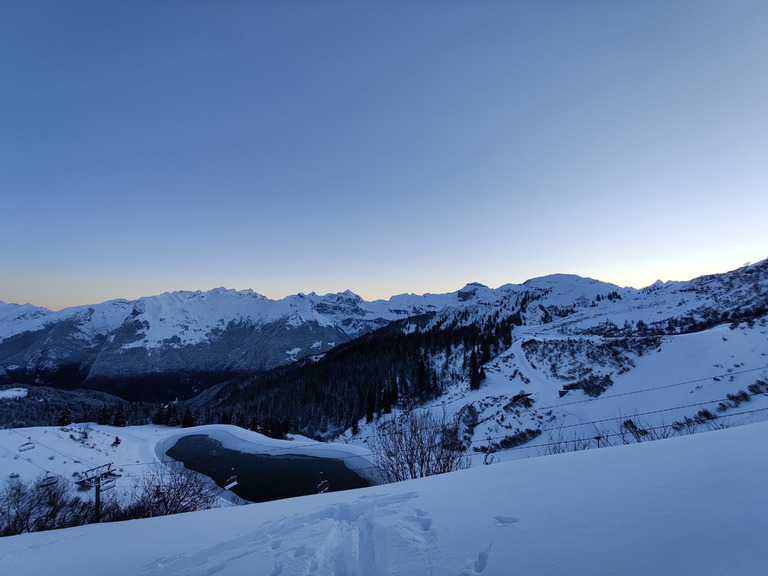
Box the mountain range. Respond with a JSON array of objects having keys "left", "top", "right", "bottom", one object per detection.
[
  {"left": 190, "top": 259, "right": 768, "bottom": 443},
  {"left": 0, "top": 288, "right": 450, "bottom": 400},
  {"left": 2, "top": 261, "right": 766, "bottom": 433}
]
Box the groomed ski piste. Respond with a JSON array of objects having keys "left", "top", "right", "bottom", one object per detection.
[{"left": 0, "top": 420, "right": 766, "bottom": 575}]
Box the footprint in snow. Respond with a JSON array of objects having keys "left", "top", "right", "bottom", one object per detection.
[
  {"left": 413, "top": 508, "right": 433, "bottom": 531},
  {"left": 458, "top": 543, "right": 493, "bottom": 575},
  {"left": 293, "top": 545, "right": 308, "bottom": 558},
  {"left": 493, "top": 514, "right": 519, "bottom": 526}
]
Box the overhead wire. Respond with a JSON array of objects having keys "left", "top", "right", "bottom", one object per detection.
[
  {"left": 428, "top": 364, "right": 768, "bottom": 415},
  {"left": 78, "top": 385, "right": 768, "bottom": 478},
  {"left": 489, "top": 405, "right": 768, "bottom": 456},
  {"left": 313, "top": 363, "right": 768, "bottom": 446},
  {"left": 9, "top": 427, "right": 101, "bottom": 470},
  {"left": 3, "top": 402, "right": 767, "bottom": 494}
]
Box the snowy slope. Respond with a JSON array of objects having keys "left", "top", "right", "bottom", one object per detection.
[
  {"left": 439, "top": 319, "right": 768, "bottom": 462},
  {"left": 0, "top": 421, "right": 765, "bottom": 575},
  {"left": 327, "top": 260, "right": 768, "bottom": 461}
]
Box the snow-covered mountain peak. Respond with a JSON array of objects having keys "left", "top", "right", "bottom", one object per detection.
[
  {"left": 524, "top": 273, "right": 618, "bottom": 293},
  {"left": 0, "top": 301, "right": 52, "bottom": 324},
  {"left": 0, "top": 302, "right": 56, "bottom": 342},
  {"left": 456, "top": 282, "right": 494, "bottom": 303}
]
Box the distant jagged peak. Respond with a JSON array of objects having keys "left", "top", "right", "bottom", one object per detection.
[
  {"left": 290, "top": 289, "right": 363, "bottom": 303},
  {"left": 640, "top": 279, "right": 685, "bottom": 294},
  {"left": 144, "top": 287, "right": 268, "bottom": 302},
  {"left": 0, "top": 301, "right": 54, "bottom": 338},
  {"left": 0, "top": 300, "right": 52, "bottom": 317},
  {"left": 328, "top": 289, "right": 363, "bottom": 301}
]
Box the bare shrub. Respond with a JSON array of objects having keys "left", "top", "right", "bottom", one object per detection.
[
  {"left": 478, "top": 428, "right": 542, "bottom": 454},
  {"left": 618, "top": 415, "right": 676, "bottom": 444},
  {"left": 0, "top": 475, "right": 90, "bottom": 536},
  {"left": 370, "top": 411, "right": 469, "bottom": 483},
  {"left": 1, "top": 464, "right": 222, "bottom": 536},
  {"left": 541, "top": 424, "right": 593, "bottom": 455},
  {"left": 125, "top": 463, "right": 220, "bottom": 518}
]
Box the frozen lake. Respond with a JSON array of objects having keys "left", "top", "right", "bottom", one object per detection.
[{"left": 166, "top": 434, "right": 371, "bottom": 502}]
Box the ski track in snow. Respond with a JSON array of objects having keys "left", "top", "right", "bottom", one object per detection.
[{"left": 137, "top": 492, "right": 432, "bottom": 576}]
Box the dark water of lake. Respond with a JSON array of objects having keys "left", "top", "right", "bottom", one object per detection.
[{"left": 165, "top": 434, "right": 371, "bottom": 503}]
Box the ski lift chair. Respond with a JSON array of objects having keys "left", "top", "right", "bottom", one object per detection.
[{"left": 224, "top": 468, "right": 238, "bottom": 490}]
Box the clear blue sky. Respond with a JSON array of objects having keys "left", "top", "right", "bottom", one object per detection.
[{"left": 1, "top": 1, "right": 766, "bottom": 310}]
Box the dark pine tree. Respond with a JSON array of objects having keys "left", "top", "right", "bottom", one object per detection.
[
  {"left": 152, "top": 405, "right": 167, "bottom": 426},
  {"left": 181, "top": 407, "right": 196, "bottom": 428},
  {"left": 112, "top": 404, "right": 127, "bottom": 427},
  {"left": 469, "top": 351, "right": 482, "bottom": 391},
  {"left": 166, "top": 404, "right": 180, "bottom": 427},
  {"left": 416, "top": 358, "right": 428, "bottom": 398},
  {"left": 57, "top": 406, "right": 72, "bottom": 427},
  {"left": 365, "top": 389, "right": 375, "bottom": 424},
  {"left": 97, "top": 405, "right": 111, "bottom": 426}
]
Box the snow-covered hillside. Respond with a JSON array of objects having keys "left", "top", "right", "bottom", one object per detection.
[
  {"left": 394, "top": 304, "right": 768, "bottom": 464},
  {"left": 190, "top": 260, "right": 767, "bottom": 444},
  {"left": 394, "top": 262, "right": 767, "bottom": 451},
  {"left": 0, "top": 421, "right": 765, "bottom": 575}
]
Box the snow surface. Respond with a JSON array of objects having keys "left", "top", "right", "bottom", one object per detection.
[
  {"left": 0, "top": 388, "right": 27, "bottom": 401},
  {"left": 1, "top": 263, "right": 767, "bottom": 573},
  {"left": 0, "top": 421, "right": 765, "bottom": 575}
]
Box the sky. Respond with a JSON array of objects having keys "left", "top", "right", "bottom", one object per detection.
[{"left": 1, "top": 0, "right": 766, "bottom": 310}]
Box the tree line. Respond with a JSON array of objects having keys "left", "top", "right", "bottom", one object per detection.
[{"left": 186, "top": 311, "right": 520, "bottom": 439}]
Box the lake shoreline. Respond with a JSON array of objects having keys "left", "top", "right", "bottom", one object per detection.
[{"left": 160, "top": 429, "right": 376, "bottom": 503}]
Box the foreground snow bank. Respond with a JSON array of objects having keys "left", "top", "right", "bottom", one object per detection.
[{"left": 1, "top": 421, "right": 766, "bottom": 575}]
